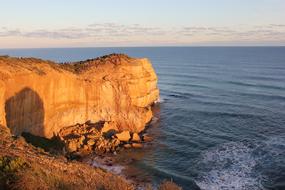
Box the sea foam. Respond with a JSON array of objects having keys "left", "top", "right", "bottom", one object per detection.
[{"left": 195, "top": 136, "right": 285, "bottom": 190}]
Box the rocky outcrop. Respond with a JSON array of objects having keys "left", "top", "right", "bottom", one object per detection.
[
  {"left": 58, "top": 121, "right": 147, "bottom": 155},
  {"left": 0, "top": 54, "right": 159, "bottom": 138}
]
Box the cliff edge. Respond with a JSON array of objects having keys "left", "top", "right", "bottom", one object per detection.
[{"left": 0, "top": 54, "right": 159, "bottom": 138}]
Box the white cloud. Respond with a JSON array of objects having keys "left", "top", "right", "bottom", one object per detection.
[{"left": 0, "top": 23, "right": 285, "bottom": 47}]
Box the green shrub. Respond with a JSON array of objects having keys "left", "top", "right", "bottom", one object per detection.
[
  {"left": 0, "top": 156, "right": 27, "bottom": 188},
  {"left": 0, "top": 156, "right": 26, "bottom": 173}
]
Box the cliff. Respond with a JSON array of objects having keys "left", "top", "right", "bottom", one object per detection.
[{"left": 0, "top": 54, "right": 159, "bottom": 138}]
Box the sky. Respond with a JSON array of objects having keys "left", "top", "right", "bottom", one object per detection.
[{"left": 0, "top": 0, "right": 285, "bottom": 48}]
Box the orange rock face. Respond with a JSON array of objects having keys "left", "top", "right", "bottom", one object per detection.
[{"left": 0, "top": 54, "right": 159, "bottom": 138}]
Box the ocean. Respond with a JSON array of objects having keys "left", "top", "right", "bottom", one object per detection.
[{"left": 1, "top": 47, "right": 285, "bottom": 190}]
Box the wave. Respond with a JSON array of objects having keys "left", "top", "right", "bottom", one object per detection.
[
  {"left": 195, "top": 136, "right": 285, "bottom": 190},
  {"left": 154, "top": 96, "right": 165, "bottom": 104},
  {"left": 191, "top": 99, "right": 276, "bottom": 113},
  {"left": 191, "top": 109, "right": 265, "bottom": 120},
  {"left": 90, "top": 156, "right": 124, "bottom": 175},
  {"left": 242, "top": 75, "right": 285, "bottom": 82},
  {"left": 158, "top": 72, "right": 213, "bottom": 80},
  {"left": 227, "top": 81, "right": 285, "bottom": 91},
  {"left": 160, "top": 81, "right": 210, "bottom": 89},
  {"left": 236, "top": 92, "right": 285, "bottom": 102},
  {"left": 161, "top": 89, "right": 210, "bottom": 100}
]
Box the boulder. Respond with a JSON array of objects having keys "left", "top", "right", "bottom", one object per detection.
[
  {"left": 79, "top": 136, "right": 85, "bottom": 145},
  {"left": 143, "top": 135, "right": 153, "bottom": 142},
  {"left": 132, "top": 143, "right": 143, "bottom": 148},
  {"left": 87, "top": 139, "right": 96, "bottom": 146},
  {"left": 115, "top": 131, "right": 131, "bottom": 142},
  {"left": 111, "top": 139, "right": 120, "bottom": 147},
  {"left": 83, "top": 145, "right": 90, "bottom": 151},
  {"left": 101, "top": 122, "right": 118, "bottom": 134},
  {"left": 66, "top": 141, "right": 78, "bottom": 152},
  {"left": 86, "top": 134, "right": 99, "bottom": 139},
  {"left": 124, "top": 144, "right": 132, "bottom": 148},
  {"left": 132, "top": 133, "right": 141, "bottom": 142}
]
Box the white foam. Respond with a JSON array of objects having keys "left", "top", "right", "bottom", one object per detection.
[
  {"left": 195, "top": 141, "right": 264, "bottom": 190},
  {"left": 154, "top": 96, "right": 165, "bottom": 104},
  {"left": 91, "top": 157, "right": 124, "bottom": 175}
]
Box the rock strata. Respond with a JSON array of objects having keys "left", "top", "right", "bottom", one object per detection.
[{"left": 0, "top": 54, "right": 159, "bottom": 138}]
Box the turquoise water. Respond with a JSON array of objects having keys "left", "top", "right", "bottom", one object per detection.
[{"left": 1, "top": 47, "right": 285, "bottom": 190}]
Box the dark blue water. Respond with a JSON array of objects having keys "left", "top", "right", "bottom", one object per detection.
[{"left": 1, "top": 47, "right": 285, "bottom": 190}]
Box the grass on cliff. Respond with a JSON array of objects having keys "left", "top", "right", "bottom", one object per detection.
[
  {"left": 0, "top": 126, "right": 136, "bottom": 190},
  {"left": 0, "top": 155, "right": 78, "bottom": 190},
  {"left": 0, "top": 156, "right": 28, "bottom": 189}
]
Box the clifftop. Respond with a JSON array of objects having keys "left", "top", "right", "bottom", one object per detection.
[
  {"left": 61, "top": 54, "right": 134, "bottom": 73},
  {"left": 0, "top": 53, "right": 133, "bottom": 76}
]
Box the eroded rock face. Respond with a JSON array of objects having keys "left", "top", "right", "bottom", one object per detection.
[
  {"left": 0, "top": 81, "right": 5, "bottom": 127},
  {"left": 0, "top": 54, "right": 159, "bottom": 138}
]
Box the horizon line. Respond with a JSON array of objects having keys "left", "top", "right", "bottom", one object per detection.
[{"left": 1, "top": 45, "right": 285, "bottom": 50}]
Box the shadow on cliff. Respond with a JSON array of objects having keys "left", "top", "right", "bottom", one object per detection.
[
  {"left": 5, "top": 88, "right": 64, "bottom": 152},
  {"left": 5, "top": 87, "right": 45, "bottom": 136}
]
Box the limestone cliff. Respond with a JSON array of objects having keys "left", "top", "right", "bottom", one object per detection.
[{"left": 0, "top": 54, "right": 159, "bottom": 138}]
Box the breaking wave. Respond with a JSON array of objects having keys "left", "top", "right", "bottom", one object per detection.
[{"left": 195, "top": 136, "right": 285, "bottom": 190}]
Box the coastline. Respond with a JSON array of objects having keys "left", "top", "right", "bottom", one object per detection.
[{"left": 0, "top": 54, "right": 181, "bottom": 189}]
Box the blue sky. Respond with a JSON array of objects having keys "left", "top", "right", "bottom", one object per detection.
[{"left": 1, "top": 0, "right": 285, "bottom": 48}]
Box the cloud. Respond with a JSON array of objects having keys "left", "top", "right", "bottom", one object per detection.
[
  {"left": 178, "top": 26, "right": 237, "bottom": 37},
  {"left": 0, "top": 23, "right": 167, "bottom": 40},
  {"left": 0, "top": 23, "right": 285, "bottom": 45},
  {"left": 177, "top": 24, "right": 285, "bottom": 41},
  {"left": 0, "top": 28, "right": 21, "bottom": 37}
]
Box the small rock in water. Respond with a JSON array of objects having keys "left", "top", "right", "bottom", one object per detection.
[
  {"left": 132, "top": 143, "right": 143, "bottom": 148},
  {"left": 124, "top": 144, "right": 132, "bottom": 148},
  {"left": 143, "top": 135, "right": 153, "bottom": 142}
]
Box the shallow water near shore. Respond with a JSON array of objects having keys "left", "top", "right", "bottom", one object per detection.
[{"left": 1, "top": 47, "right": 285, "bottom": 189}]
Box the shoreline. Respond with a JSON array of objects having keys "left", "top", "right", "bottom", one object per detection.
[{"left": 0, "top": 54, "right": 182, "bottom": 189}]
